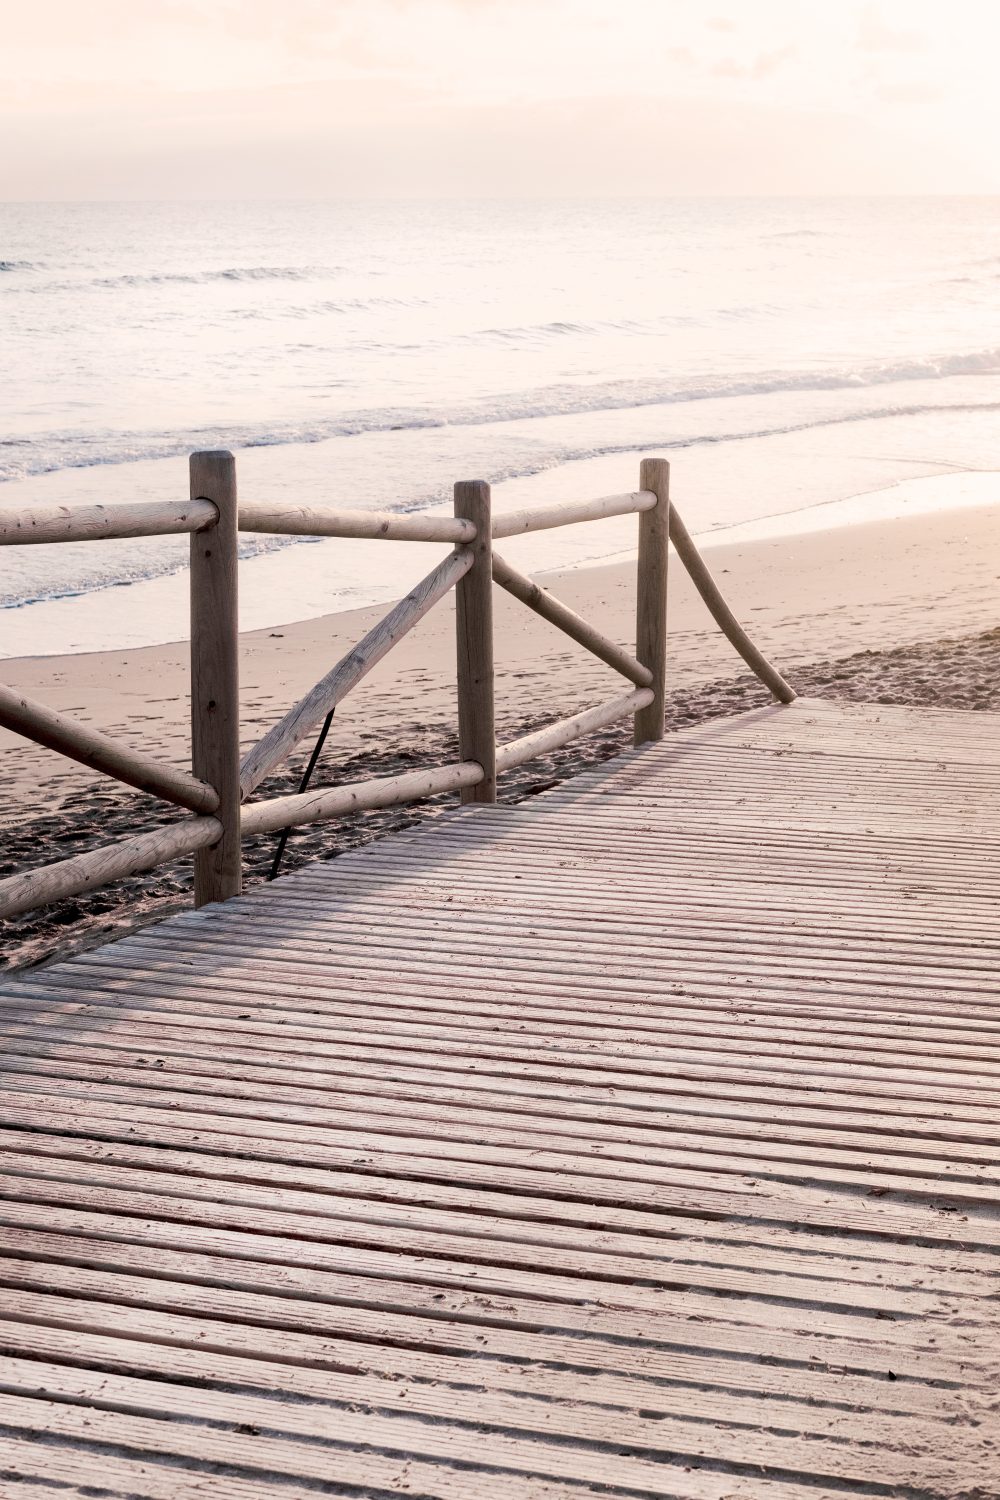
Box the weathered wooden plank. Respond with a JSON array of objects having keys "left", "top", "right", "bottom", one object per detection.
[
  {"left": 10, "top": 1001, "right": 1000, "bottom": 1125},
  {"left": 2, "top": 1356, "right": 989, "bottom": 1493},
  {"left": 6, "top": 1052, "right": 1000, "bottom": 1189},
  {"left": 0, "top": 1288, "right": 960, "bottom": 1418},
  {"left": 47, "top": 898, "right": 1000, "bottom": 987},
  {"left": 0, "top": 1393, "right": 861, "bottom": 1500},
  {"left": 3, "top": 1102, "right": 999, "bottom": 1253},
  {"left": 4, "top": 1125, "right": 994, "bottom": 1281},
  {"left": 5, "top": 1074, "right": 998, "bottom": 1207},
  {"left": 14, "top": 943, "right": 1000, "bottom": 1034},
  {"left": 2, "top": 695, "right": 999, "bottom": 1497},
  {"left": 12, "top": 960, "right": 1000, "bottom": 1048},
  {"left": 106, "top": 915, "right": 1000, "bottom": 1006},
  {"left": 0, "top": 1441, "right": 333, "bottom": 1500},
  {"left": 6, "top": 1030, "right": 1000, "bottom": 1171},
  {"left": 2, "top": 1220, "right": 963, "bottom": 1364},
  {"left": 0, "top": 1322, "right": 973, "bottom": 1463},
  {"left": 5, "top": 1145, "right": 992, "bottom": 1295},
  {"left": 9, "top": 998, "right": 1000, "bottom": 1112},
  {"left": 0, "top": 1170, "right": 987, "bottom": 1314},
  {"left": 0, "top": 1243, "right": 981, "bottom": 1387},
  {"left": 2, "top": 1105, "right": 992, "bottom": 1248}
]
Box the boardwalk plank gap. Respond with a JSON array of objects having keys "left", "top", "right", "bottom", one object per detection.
[{"left": 2, "top": 697, "right": 999, "bottom": 1498}]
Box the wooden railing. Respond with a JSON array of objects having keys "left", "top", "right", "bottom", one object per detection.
[{"left": 0, "top": 452, "right": 793, "bottom": 921}]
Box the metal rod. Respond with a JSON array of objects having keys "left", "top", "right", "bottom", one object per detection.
[{"left": 267, "top": 709, "right": 336, "bottom": 880}]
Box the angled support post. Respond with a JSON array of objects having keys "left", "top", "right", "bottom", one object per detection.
[
  {"left": 454, "top": 480, "right": 496, "bottom": 803},
  {"left": 634, "top": 456, "right": 669, "bottom": 745},
  {"left": 189, "top": 450, "right": 242, "bottom": 906}
]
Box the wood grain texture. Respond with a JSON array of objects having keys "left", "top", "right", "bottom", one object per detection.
[
  {"left": 454, "top": 480, "right": 496, "bottom": 803},
  {"left": 0, "top": 816, "right": 222, "bottom": 919},
  {"left": 492, "top": 551, "right": 653, "bottom": 686},
  {"left": 0, "top": 682, "right": 218, "bottom": 814},
  {"left": 491, "top": 488, "right": 655, "bottom": 539},
  {"left": 240, "top": 547, "right": 473, "bottom": 797},
  {"left": 239, "top": 501, "right": 475, "bottom": 543},
  {"left": 242, "top": 760, "right": 484, "bottom": 835},
  {"left": 189, "top": 451, "right": 241, "bottom": 906},
  {"left": 0, "top": 498, "right": 217, "bottom": 544},
  {"left": 634, "top": 456, "right": 669, "bottom": 744},
  {"left": 2, "top": 696, "right": 999, "bottom": 1498},
  {"left": 669, "top": 502, "right": 796, "bottom": 702},
  {"left": 496, "top": 687, "right": 652, "bottom": 772}
]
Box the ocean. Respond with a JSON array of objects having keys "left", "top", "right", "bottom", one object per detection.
[{"left": 2, "top": 197, "right": 999, "bottom": 655}]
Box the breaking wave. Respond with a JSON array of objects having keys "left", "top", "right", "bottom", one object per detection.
[
  {"left": 94, "top": 265, "right": 334, "bottom": 289},
  {"left": 3, "top": 344, "right": 998, "bottom": 484},
  {"left": 3, "top": 265, "right": 340, "bottom": 294}
]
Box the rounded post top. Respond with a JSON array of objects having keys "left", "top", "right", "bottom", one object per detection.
[
  {"left": 453, "top": 479, "right": 491, "bottom": 527},
  {"left": 189, "top": 450, "right": 237, "bottom": 516},
  {"left": 454, "top": 479, "right": 491, "bottom": 499},
  {"left": 639, "top": 456, "right": 670, "bottom": 501}
]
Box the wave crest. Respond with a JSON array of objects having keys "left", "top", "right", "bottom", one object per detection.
[
  {"left": 95, "top": 265, "right": 332, "bottom": 289},
  {"left": 3, "top": 344, "right": 998, "bottom": 483}
]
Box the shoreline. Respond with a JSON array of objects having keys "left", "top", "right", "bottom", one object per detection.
[
  {"left": 5, "top": 443, "right": 998, "bottom": 659},
  {"left": 2, "top": 496, "right": 999, "bottom": 969}
]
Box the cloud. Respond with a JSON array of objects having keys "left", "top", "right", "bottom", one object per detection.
[
  {"left": 875, "top": 79, "right": 944, "bottom": 104},
  {"left": 706, "top": 15, "right": 735, "bottom": 31},
  {"left": 857, "top": 6, "right": 925, "bottom": 53},
  {"left": 712, "top": 45, "right": 797, "bottom": 81},
  {"left": 7, "top": 84, "right": 981, "bottom": 199}
]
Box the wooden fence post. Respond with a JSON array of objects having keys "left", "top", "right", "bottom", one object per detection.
[
  {"left": 454, "top": 480, "right": 496, "bottom": 803},
  {"left": 189, "top": 450, "right": 241, "bottom": 906},
  {"left": 634, "top": 456, "right": 669, "bottom": 745}
]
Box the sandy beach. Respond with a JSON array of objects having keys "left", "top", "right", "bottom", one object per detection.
[{"left": 2, "top": 497, "right": 999, "bottom": 968}]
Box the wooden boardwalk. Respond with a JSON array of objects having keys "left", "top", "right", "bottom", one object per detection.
[{"left": 1, "top": 696, "right": 999, "bottom": 1499}]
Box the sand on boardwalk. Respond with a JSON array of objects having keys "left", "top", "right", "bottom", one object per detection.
[{"left": 2, "top": 500, "right": 999, "bottom": 968}]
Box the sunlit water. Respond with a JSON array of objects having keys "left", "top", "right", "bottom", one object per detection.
[{"left": 2, "top": 198, "right": 998, "bottom": 653}]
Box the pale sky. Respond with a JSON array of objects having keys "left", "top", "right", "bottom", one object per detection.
[{"left": 3, "top": 0, "right": 1000, "bottom": 197}]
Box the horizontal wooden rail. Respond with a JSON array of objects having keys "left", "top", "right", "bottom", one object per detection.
[
  {"left": 240, "top": 547, "right": 474, "bottom": 798},
  {"left": 668, "top": 507, "right": 796, "bottom": 704},
  {"left": 492, "top": 553, "right": 652, "bottom": 688},
  {"left": 239, "top": 503, "right": 475, "bottom": 544},
  {"left": 242, "top": 761, "right": 484, "bottom": 837},
  {"left": 492, "top": 489, "right": 655, "bottom": 540},
  {"left": 0, "top": 685, "right": 219, "bottom": 815},
  {"left": 0, "top": 452, "right": 802, "bottom": 929},
  {"left": 0, "top": 500, "right": 218, "bottom": 545},
  {"left": 496, "top": 687, "right": 653, "bottom": 773},
  {"left": 0, "top": 816, "right": 223, "bottom": 920}
]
